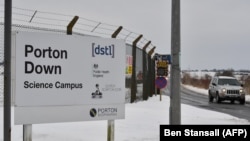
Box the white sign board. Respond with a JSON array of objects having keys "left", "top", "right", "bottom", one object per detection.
[{"left": 13, "top": 31, "right": 126, "bottom": 124}]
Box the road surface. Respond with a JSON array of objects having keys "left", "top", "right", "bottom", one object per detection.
[{"left": 164, "top": 85, "right": 250, "bottom": 122}]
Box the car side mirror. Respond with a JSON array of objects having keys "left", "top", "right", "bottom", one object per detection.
[{"left": 212, "top": 83, "right": 216, "bottom": 86}]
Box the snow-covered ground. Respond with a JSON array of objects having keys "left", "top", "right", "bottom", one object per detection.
[{"left": 0, "top": 86, "right": 250, "bottom": 141}]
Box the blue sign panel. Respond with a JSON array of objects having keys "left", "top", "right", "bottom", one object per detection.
[{"left": 161, "top": 55, "right": 171, "bottom": 64}]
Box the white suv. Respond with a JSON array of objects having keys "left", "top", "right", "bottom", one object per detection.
[{"left": 208, "top": 76, "right": 245, "bottom": 104}]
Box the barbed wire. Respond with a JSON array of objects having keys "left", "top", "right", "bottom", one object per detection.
[{"left": 0, "top": 5, "right": 156, "bottom": 51}]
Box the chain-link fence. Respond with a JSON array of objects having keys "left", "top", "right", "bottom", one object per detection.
[{"left": 0, "top": 6, "right": 157, "bottom": 104}]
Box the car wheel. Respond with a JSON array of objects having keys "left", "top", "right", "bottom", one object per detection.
[
  {"left": 216, "top": 93, "right": 221, "bottom": 103},
  {"left": 240, "top": 99, "right": 245, "bottom": 105},
  {"left": 208, "top": 91, "right": 213, "bottom": 102},
  {"left": 230, "top": 100, "right": 235, "bottom": 104}
]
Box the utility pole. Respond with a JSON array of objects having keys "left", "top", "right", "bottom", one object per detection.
[
  {"left": 4, "top": 0, "right": 12, "bottom": 141},
  {"left": 169, "top": 0, "right": 181, "bottom": 125}
]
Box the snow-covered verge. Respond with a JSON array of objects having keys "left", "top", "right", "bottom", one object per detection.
[{"left": 0, "top": 94, "right": 249, "bottom": 141}]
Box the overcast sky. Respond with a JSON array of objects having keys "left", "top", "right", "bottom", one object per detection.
[{"left": 1, "top": 0, "right": 250, "bottom": 70}]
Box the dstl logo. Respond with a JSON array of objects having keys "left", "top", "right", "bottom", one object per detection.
[{"left": 92, "top": 43, "right": 115, "bottom": 58}]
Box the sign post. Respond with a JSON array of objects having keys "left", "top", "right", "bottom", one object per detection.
[
  {"left": 4, "top": 0, "right": 12, "bottom": 141},
  {"left": 23, "top": 124, "right": 32, "bottom": 141}
]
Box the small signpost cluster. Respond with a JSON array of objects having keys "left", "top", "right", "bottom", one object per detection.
[{"left": 155, "top": 54, "right": 171, "bottom": 101}]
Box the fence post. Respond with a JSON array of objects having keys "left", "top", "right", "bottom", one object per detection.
[
  {"left": 147, "top": 54, "right": 152, "bottom": 97},
  {"left": 111, "top": 26, "right": 123, "bottom": 38},
  {"left": 67, "top": 16, "right": 79, "bottom": 35},
  {"left": 148, "top": 47, "right": 156, "bottom": 97},
  {"left": 131, "top": 35, "right": 143, "bottom": 103},
  {"left": 142, "top": 41, "right": 151, "bottom": 100},
  {"left": 151, "top": 57, "right": 156, "bottom": 96}
]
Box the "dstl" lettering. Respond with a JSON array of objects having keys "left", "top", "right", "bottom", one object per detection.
[{"left": 92, "top": 43, "right": 114, "bottom": 58}]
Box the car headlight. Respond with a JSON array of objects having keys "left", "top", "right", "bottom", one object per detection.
[
  {"left": 222, "top": 88, "right": 226, "bottom": 93},
  {"left": 239, "top": 89, "right": 244, "bottom": 94}
]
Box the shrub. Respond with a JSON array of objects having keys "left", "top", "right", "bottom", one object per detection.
[{"left": 182, "top": 72, "right": 211, "bottom": 89}]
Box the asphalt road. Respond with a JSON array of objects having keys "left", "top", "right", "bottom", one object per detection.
[{"left": 164, "top": 86, "right": 250, "bottom": 123}]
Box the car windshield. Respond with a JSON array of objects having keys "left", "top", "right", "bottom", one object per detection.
[{"left": 218, "top": 78, "right": 241, "bottom": 86}]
